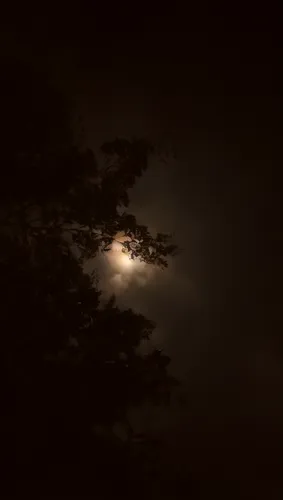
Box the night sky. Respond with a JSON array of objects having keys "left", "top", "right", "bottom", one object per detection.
[{"left": 2, "top": 5, "right": 281, "bottom": 496}]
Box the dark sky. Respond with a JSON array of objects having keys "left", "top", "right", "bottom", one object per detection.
[{"left": 3, "top": 5, "right": 281, "bottom": 495}]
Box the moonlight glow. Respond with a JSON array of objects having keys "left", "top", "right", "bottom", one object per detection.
[
  {"left": 111, "top": 240, "right": 134, "bottom": 272},
  {"left": 104, "top": 237, "right": 154, "bottom": 292}
]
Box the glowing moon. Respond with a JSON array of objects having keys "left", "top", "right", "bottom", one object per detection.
[
  {"left": 117, "top": 251, "right": 133, "bottom": 271},
  {"left": 103, "top": 235, "right": 154, "bottom": 292},
  {"left": 110, "top": 240, "right": 133, "bottom": 272}
]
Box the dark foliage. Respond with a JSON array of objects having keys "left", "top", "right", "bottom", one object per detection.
[{"left": 0, "top": 61, "right": 178, "bottom": 496}]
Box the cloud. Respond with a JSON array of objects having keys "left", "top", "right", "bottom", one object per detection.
[{"left": 85, "top": 237, "right": 157, "bottom": 300}]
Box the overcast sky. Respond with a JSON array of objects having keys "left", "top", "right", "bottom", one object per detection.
[
  {"left": 66, "top": 13, "right": 281, "bottom": 483},
  {"left": 4, "top": 6, "right": 281, "bottom": 494}
]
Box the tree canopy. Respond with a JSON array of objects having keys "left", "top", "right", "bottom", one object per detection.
[{"left": 0, "top": 61, "right": 178, "bottom": 496}]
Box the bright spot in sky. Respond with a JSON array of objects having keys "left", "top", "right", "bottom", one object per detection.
[
  {"left": 111, "top": 240, "right": 134, "bottom": 272},
  {"left": 103, "top": 236, "right": 154, "bottom": 292},
  {"left": 119, "top": 253, "right": 133, "bottom": 270}
]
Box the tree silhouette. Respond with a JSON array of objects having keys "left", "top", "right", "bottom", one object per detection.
[
  {"left": 0, "top": 64, "right": 177, "bottom": 267},
  {"left": 0, "top": 61, "right": 178, "bottom": 496}
]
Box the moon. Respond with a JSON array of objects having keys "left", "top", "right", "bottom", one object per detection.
[
  {"left": 110, "top": 240, "right": 134, "bottom": 272},
  {"left": 103, "top": 236, "right": 154, "bottom": 292}
]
